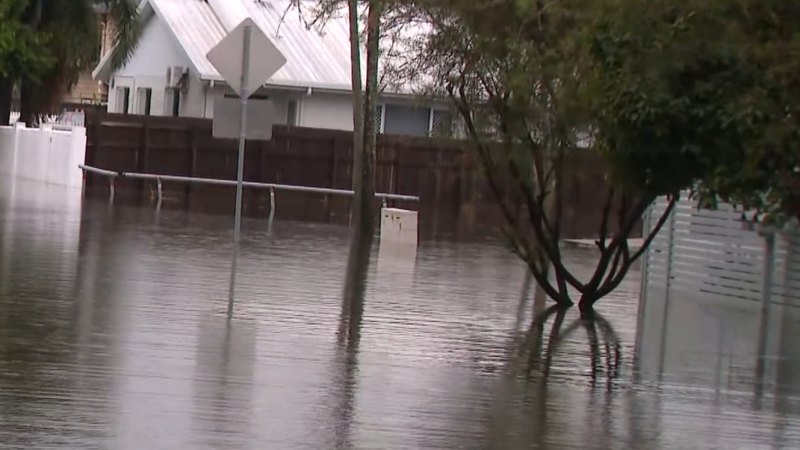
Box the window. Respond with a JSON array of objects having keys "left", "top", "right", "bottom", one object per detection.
[
  {"left": 136, "top": 87, "right": 152, "bottom": 116},
  {"left": 165, "top": 89, "right": 181, "bottom": 116},
  {"left": 430, "top": 109, "right": 454, "bottom": 138},
  {"left": 375, "top": 104, "right": 384, "bottom": 133},
  {"left": 383, "top": 104, "right": 430, "bottom": 137},
  {"left": 117, "top": 87, "right": 130, "bottom": 114},
  {"left": 287, "top": 99, "right": 297, "bottom": 126}
]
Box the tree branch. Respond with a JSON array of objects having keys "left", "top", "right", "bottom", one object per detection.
[
  {"left": 506, "top": 230, "right": 565, "bottom": 305},
  {"left": 582, "top": 194, "right": 648, "bottom": 298},
  {"left": 595, "top": 195, "right": 676, "bottom": 299},
  {"left": 505, "top": 157, "right": 585, "bottom": 293},
  {"left": 597, "top": 186, "right": 616, "bottom": 251}
]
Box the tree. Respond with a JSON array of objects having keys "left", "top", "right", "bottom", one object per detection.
[
  {"left": 697, "top": 0, "right": 800, "bottom": 224},
  {"left": 290, "top": 0, "right": 385, "bottom": 323},
  {"left": 0, "top": 0, "right": 53, "bottom": 125},
  {"left": 398, "top": 0, "right": 800, "bottom": 313},
  {"left": 2, "top": 0, "right": 140, "bottom": 125},
  {"left": 399, "top": 0, "right": 679, "bottom": 314},
  {"left": 588, "top": 0, "right": 800, "bottom": 226}
]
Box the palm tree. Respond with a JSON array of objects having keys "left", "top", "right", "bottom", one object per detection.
[{"left": 11, "top": 0, "right": 140, "bottom": 125}]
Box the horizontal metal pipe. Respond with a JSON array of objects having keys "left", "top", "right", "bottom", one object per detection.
[
  {"left": 80, "top": 164, "right": 118, "bottom": 177},
  {"left": 80, "top": 164, "right": 419, "bottom": 202}
]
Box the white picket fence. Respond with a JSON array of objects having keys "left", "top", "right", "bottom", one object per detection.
[
  {"left": 0, "top": 122, "right": 87, "bottom": 188},
  {"left": 9, "top": 111, "right": 85, "bottom": 128},
  {"left": 636, "top": 195, "right": 800, "bottom": 393},
  {"left": 640, "top": 196, "right": 800, "bottom": 309}
]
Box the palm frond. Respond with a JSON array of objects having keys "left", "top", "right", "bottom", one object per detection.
[{"left": 103, "top": 0, "right": 141, "bottom": 71}]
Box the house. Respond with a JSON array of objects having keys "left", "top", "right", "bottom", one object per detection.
[
  {"left": 64, "top": 4, "right": 118, "bottom": 106},
  {"left": 92, "top": 0, "right": 455, "bottom": 137}
]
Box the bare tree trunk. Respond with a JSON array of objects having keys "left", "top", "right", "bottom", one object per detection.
[
  {"left": 0, "top": 78, "right": 12, "bottom": 126},
  {"left": 347, "top": 0, "right": 364, "bottom": 189},
  {"left": 19, "top": 79, "right": 37, "bottom": 127},
  {"left": 342, "top": 0, "right": 381, "bottom": 309},
  {"left": 532, "top": 260, "right": 549, "bottom": 315},
  {"left": 360, "top": 0, "right": 381, "bottom": 224}
]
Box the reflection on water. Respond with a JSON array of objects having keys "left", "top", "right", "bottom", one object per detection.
[{"left": 1, "top": 177, "right": 800, "bottom": 448}]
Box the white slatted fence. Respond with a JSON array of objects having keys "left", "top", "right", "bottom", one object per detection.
[{"left": 636, "top": 195, "right": 800, "bottom": 393}]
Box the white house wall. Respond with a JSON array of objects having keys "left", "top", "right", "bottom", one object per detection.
[
  {"left": 181, "top": 66, "right": 207, "bottom": 118},
  {"left": 300, "top": 93, "right": 354, "bottom": 131},
  {"left": 201, "top": 86, "right": 293, "bottom": 127},
  {"left": 108, "top": 14, "right": 192, "bottom": 115}
]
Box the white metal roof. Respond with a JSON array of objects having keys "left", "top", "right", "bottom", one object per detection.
[
  {"left": 95, "top": 0, "right": 361, "bottom": 92},
  {"left": 94, "top": 0, "right": 432, "bottom": 94},
  {"left": 241, "top": 0, "right": 353, "bottom": 90},
  {"left": 153, "top": 0, "right": 227, "bottom": 81}
]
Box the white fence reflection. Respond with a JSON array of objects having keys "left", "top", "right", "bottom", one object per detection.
[{"left": 0, "top": 176, "right": 83, "bottom": 304}]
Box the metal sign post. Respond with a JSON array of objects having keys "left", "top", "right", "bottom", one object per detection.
[
  {"left": 227, "top": 24, "right": 252, "bottom": 318},
  {"left": 207, "top": 18, "right": 287, "bottom": 318}
]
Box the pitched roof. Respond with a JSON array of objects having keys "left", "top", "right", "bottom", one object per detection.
[{"left": 94, "top": 0, "right": 357, "bottom": 92}]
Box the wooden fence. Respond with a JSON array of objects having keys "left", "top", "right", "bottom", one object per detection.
[{"left": 85, "top": 112, "right": 613, "bottom": 239}]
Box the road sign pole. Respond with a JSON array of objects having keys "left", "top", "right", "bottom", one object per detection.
[{"left": 227, "top": 24, "right": 252, "bottom": 319}]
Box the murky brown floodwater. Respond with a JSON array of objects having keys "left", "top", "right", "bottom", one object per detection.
[{"left": 1, "top": 177, "right": 800, "bottom": 449}]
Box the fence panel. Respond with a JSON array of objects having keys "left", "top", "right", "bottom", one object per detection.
[
  {"left": 637, "top": 194, "right": 800, "bottom": 393},
  {"left": 84, "top": 112, "right": 621, "bottom": 238}
]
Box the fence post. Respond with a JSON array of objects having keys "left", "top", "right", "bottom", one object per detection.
[
  {"left": 754, "top": 228, "right": 776, "bottom": 397},
  {"left": 87, "top": 112, "right": 101, "bottom": 192},
  {"left": 185, "top": 128, "right": 197, "bottom": 206},
  {"left": 634, "top": 202, "right": 654, "bottom": 375},
  {"left": 657, "top": 199, "right": 677, "bottom": 381},
  {"left": 327, "top": 137, "right": 337, "bottom": 223},
  {"left": 137, "top": 119, "right": 150, "bottom": 203}
]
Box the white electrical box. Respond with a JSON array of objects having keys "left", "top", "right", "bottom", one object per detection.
[{"left": 380, "top": 208, "right": 418, "bottom": 246}]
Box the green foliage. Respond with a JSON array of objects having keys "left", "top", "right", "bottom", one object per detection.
[
  {"left": 102, "top": 0, "right": 141, "bottom": 71},
  {"left": 12, "top": 0, "right": 141, "bottom": 117},
  {"left": 403, "top": 0, "right": 670, "bottom": 310},
  {"left": 0, "top": 0, "right": 53, "bottom": 81},
  {"left": 585, "top": 0, "right": 800, "bottom": 224}
]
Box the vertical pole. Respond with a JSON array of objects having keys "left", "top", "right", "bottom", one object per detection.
[
  {"left": 268, "top": 187, "right": 276, "bottom": 224},
  {"left": 657, "top": 199, "right": 676, "bottom": 382},
  {"left": 755, "top": 230, "right": 776, "bottom": 397},
  {"left": 228, "top": 25, "right": 252, "bottom": 319},
  {"left": 634, "top": 202, "right": 653, "bottom": 375}
]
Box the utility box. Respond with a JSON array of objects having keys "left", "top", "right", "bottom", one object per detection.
[{"left": 380, "top": 208, "right": 418, "bottom": 246}]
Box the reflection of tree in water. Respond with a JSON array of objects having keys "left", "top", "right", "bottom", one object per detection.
[
  {"left": 520, "top": 307, "right": 622, "bottom": 387},
  {"left": 328, "top": 240, "right": 368, "bottom": 450},
  {"left": 485, "top": 306, "right": 637, "bottom": 448}
]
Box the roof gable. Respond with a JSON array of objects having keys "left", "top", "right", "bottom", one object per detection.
[{"left": 94, "top": 0, "right": 422, "bottom": 95}]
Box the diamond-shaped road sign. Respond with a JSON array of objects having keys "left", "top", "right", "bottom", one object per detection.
[{"left": 206, "top": 18, "right": 287, "bottom": 99}]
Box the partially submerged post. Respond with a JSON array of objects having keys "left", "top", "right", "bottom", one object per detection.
[{"left": 206, "top": 18, "right": 286, "bottom": 318}]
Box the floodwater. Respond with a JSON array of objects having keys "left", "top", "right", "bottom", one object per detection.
[{"left": 1, "top": 177, "right": 799, "bottom": 449}]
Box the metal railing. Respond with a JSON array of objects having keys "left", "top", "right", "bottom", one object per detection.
[{"left": 80, "top": 164, "right": 419, "bottom": 223}]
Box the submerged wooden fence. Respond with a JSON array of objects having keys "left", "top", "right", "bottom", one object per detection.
[{"left": 84, "top": 111, "right": 615, "bottom": 239}]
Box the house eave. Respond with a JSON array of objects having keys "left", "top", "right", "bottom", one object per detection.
[{"left": 200, "top": 76, "right": 429, "bottom": 100}]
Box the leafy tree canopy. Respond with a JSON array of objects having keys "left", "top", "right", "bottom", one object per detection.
[
  {"left": 0, "top": 0, "right": 53, "bottom": 81},
  {"left": 586, "top": 0, "right": 800, "bottom": 224}
]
